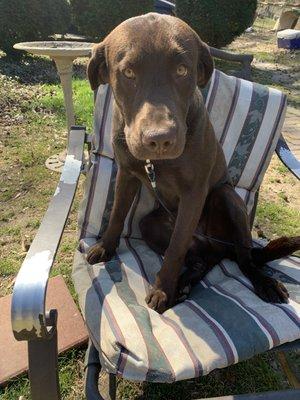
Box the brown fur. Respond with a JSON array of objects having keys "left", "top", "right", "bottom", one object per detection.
[{"left": 86, "top": 13, "right": 299, "bottom": 313}]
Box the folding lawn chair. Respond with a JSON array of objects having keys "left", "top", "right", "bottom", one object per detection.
[
  {"left": 11, "top": 67, "right": 300, "bottom": 400},
  {"left": 11, "top": 3, "right": 300, "bottom": 400}
]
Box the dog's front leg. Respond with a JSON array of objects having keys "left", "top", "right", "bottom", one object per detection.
[
  {"left": 146, "top": 188, "right": 208, "bottom": 313},
  {"left": 87, "top": 168, "right": 140, "bottom": 264}
]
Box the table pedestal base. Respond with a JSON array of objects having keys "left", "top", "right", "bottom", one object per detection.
[
  {"left": 45, "top": 149, "right": 89, "bottom": 172},
  {"left": 45, "top": 151, "right": 66, "bottom": 172}
]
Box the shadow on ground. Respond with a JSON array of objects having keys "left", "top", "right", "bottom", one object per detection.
[
  {"left": 0, "top": 54, "right": 86, "bottom": 85},
  {"left": 252, "top": 65, "right": 300, "bottom": 87}
]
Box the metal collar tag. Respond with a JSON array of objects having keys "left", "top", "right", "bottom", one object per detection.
[{"left": 144, "top": 159, "right": 157, "bottom": 188}]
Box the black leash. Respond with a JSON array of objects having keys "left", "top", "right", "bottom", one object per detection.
[
  {"left": 144, "top": 159, "right": 236, "bottom": 248},
  {"left": 144, "top": 160, "right": 176, "bottom": 218}
]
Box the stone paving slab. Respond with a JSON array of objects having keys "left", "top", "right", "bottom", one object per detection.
[{"left": 0, "top": 275, "right": 88, "bottom": 386}]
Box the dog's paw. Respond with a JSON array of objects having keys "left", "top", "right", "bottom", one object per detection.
[
  {"left": 254, "top": 276, "right": 289, "bottom": 304},
  {"left": 146, "top": 288, "right": 170, "bottom": 314},
  {"left": 86, "top": 241, "right": 113, "bottom": 265}
]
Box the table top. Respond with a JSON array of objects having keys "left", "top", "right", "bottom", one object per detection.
[{"left": 13, "top": 41, "right": 95, "bottom": 58}]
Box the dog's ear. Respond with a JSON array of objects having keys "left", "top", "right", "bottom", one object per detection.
[
  {"left": 87, "top": 42, "right": 109, "bottom": 90},
  {"left": 196, "top": 38, "right": 214, "bottom": 88}
]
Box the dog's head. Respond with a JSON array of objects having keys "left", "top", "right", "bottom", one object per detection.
[{"left": 88, "top": 13, "right": 213, "bottom": 160}]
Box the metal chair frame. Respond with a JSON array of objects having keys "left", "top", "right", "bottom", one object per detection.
[{"left": 10, "top": 110, "right": 300, "bottom": 400}]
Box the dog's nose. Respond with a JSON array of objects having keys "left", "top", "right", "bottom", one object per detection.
[{"left": 142, "top": 130, "right": 176, "bottom": 153}]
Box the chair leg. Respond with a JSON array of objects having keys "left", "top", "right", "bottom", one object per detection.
[
  {"left": 109, "top": 373, "right": 117, "bottom": 400},
  {"left": 85, "top": 340, "right": 103, "bottom": 400},
  {"left": 277, "top": 351, "right": 300, "bottom": 389},
  {"left": 28, "top": 324, "right": 60, "bottom": 400},
  {"left": 84, "top": 340, "right": 117, "bottom": 400}
]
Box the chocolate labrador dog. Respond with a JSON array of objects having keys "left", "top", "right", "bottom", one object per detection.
[{"left": 86, "top": 13, "right": 300, "bottom": 313}]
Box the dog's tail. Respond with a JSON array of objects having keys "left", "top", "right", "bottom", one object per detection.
[{"left": 251, "top": 236, "right": 300, "bottom": 266}]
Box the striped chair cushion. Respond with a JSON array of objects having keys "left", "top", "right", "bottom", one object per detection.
[
  {"left": 73, "top": 70, "right": 299, "bottom": 382},
  {"left": 73, "top": 237, "right": 300, "bottom": 382}
]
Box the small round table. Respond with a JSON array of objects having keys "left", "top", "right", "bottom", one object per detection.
[{"left": 14, "top": 41, "right": 95, "bottom": 171}]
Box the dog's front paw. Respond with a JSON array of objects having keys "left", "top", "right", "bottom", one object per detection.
[
  {"left": 146, "top": 288, "right": 169, "bottom": 313},
  {"left": 254, "top": 276, "right": 289, "bottom": 304},
  {"left": 86, "top": 241, "right": 114, "bottom": 265}
]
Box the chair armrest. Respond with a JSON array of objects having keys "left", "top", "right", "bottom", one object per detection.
[
  {"left": 209, "top": 47, "right": 254, "bottom": 81},
  {"left": 209, "top": 47, "right": 254, "bottom": 66},
  {"left": 11, "top": 126, "right": 86, "bottom": 341},
  {"left": 155, "top": 1, "right": 176, "bottom": 15},
  {"left": 276, "top": 135, "right": 300, "bottom": 180}
]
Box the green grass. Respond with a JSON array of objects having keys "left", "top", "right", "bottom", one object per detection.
[
  {"left": 116, "top": 353, "right": 286, "bottom": 399},
  {"left": 254, "top": 17, "right": 276, "bottom": 31},
  {"left": 254, "top": 51, "right": 277, "bottom": 64},
  {"left": 0, "top": 340, "right": 291, "bottom": 399},
  {"left": 40, "top": 79, "right": 94, "bottom": 131},
  {"left": 0, "top": 257, "right": 19, "bottom": 277},
  {"left": 253, "top": 50, "right": 300, "bottom": 68},
  {"left": 0, "top": 348, "right": 86, "bottom": 400},
  {"left": 255, "top": 200, "right": 300, "bottom": 238},
  {"left": 251, "top": 69, "right": 300, "bottom": 109},
  {"left": 276, "top": 164, "right": 289, "bottom": 176},
  {"left": 0, "top": 56, "right": 89, "bottom": 399}
]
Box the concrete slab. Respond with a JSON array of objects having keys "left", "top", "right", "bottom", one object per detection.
[{"left": 0, "top": 275, "right": 88, "bottom": 386}]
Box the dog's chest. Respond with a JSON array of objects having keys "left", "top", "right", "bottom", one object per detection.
[{"left": 131, "top": 163, "right": 193, "bottom": 210}]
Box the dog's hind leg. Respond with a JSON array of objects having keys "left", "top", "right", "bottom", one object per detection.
[
  {"left": 235, "top": 247, "right": 289, "bottom": 303},
  {"left": 223, "top": 192, "right": 290, "bottom": 304},
  {"left": 202, "top": 183, "right": 290, "bottom": 304},
  {"left": 244, "top": 236, "right": 300, "bottom": 303},
  {"left": 176, "top": 249, "right": 222, "bottom": 302}
]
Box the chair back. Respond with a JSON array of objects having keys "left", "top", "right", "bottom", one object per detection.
[{"left": 78, "top": 70, "right": 287, "bottom": 240}]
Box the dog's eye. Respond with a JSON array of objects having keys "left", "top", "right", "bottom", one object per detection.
[
  {"left": 176, "top": 64, "right": 188, "bottom": 77},
  {"left": 123, "top": 68, "right": 135, "bottom": 79}
]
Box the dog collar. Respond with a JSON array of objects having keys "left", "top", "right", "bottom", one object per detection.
[{"left": 144, "top": 159, "right": 174, "bottom": 218}]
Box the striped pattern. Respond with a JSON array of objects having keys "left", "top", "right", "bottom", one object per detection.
[
  {"left": 73, "top": 238, "right": 300, "bottom": 382},
  {"left": 73, "top": 70, "right": 299, "bottom": 382}
]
